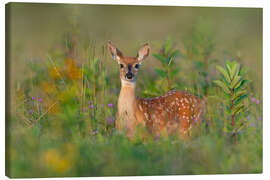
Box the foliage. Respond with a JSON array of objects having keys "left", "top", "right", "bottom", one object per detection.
[
  {"left": 152, "top": 38, "right": 180, "bottom": 92},
  {"left": 182, "top": 18, "right": 217, "bottom": 95},
  {"left": 214, "top": 61, "right": 249, "bottom": 142}
]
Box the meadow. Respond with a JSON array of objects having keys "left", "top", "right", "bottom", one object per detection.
[{"left": 6, "top": 3, "right": 262, "bottom": 177}]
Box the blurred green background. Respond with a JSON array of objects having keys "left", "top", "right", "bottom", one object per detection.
[{"left": 6, "top": 3, "right": 262, "bottom": 178}]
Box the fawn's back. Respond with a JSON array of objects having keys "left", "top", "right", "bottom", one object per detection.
[{"left": 137, "top": 90, "right": 205, "bottom": 137}]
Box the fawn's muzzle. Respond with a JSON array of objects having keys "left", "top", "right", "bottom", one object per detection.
[{"left": 125, "top": 72, "right": 133, "bottom": 80}]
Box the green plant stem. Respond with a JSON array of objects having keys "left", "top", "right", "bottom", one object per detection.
[{"left": 231, "top": 89, "right": 237, "bottom": 144}]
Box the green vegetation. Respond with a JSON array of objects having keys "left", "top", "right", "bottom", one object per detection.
[
  {"left": 6, "top": 3, "right": 262, "bottom": 178},
  {"left": 153, "top": 38, "right": 180, "bottom": 91},
  {"left": 182, "top": 18, "right": 216, "bottom": 95},
  {"left": 214, "top": 61, "right": 249, "bottom": 143}
]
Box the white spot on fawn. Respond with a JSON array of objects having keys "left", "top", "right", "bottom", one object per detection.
[
  {"left": 139, "top": 104, "right": 143, "bottom": 111},
  {"left": 144, "top": 113, "right": 149, "bottom": 120}
]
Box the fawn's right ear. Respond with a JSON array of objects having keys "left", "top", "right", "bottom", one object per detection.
[{"left": 107, "top": 41, "right": 123, "bottom": 61}]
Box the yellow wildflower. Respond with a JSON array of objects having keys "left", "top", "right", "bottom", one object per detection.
[
  {"left": 43, "top": 148, "right": 72, "bottom": 173},
  {"left": 48, "top": 66, "right": 61, "bottom": 80},
  {"left": 41, "top": 82, "right": 56, "bottom": 95},
  {"left": 64, "top": 57, "right": 81, "bottom": 80}
]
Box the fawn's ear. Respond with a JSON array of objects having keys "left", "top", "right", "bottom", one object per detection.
[
  {"left": 136, "top": 43, "right": 150, "bottom": 62},
  {"left": 107, "top": 41, "right": 123, "bottom": 61}
]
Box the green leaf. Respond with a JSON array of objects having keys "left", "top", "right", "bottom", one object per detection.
[
  {"left": 234, "top": 94, "right": 248, "bottom": 106},
  {"left": 170, "top": 69, "right": 180, "bottom": 78},
  {"left": 232, "top": 90, "right": 246, "bottom": 101},
  {"left": 231, "top": 75, "right": 241, "bottom": 89},
  {"left": 170, "top": 50, "right": 180, "bottom": 59},
  {"left": 239, "top": 67, "right": 247, "bottom": 76},
  {"left": 213, "top": 80, "right": 230, "bottom": 94},
  {"left": 232, "top": 103, "right": 244, "bottom": 116},
  {"left": 230, "top": 63, "right": 240, "bottom": 80},
  {"left": 153, "top": 54, "right": 166, "bottom": 64},
  {"left": 233, "top": 78, "right": 243, "bottom": 89},
  {"left": 154, "top": 68, "right": 167, "bottom": 78},
  {"left": 164, "top": 38, "right": 173, "bottom": 55},
  {"left": 226, "top": 62, "right": 233, "bottom": 78},
  {"left": 235, "top": 79, "right": 248, "bottom": 91},
  {"left": 168, "top": 57, "right": 173, "bottom": 66},
  {"left": 216, "top": 65, "right": 231, "bottom": 83}
]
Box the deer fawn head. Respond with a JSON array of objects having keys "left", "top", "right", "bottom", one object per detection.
[{"left": 108, "top": 41, "right": 150, "bottom": 85}]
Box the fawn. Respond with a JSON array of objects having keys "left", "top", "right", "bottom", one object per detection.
[{"left": 108, "top": 41, "right": 205, "bottom": 139}]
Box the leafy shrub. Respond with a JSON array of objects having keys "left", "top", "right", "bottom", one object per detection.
[
  {"left": 152, "top": 38, "right": 180, "bottom": 91},
  {"left": 214, "top": 61, "right": 249, "bottom": 142}
]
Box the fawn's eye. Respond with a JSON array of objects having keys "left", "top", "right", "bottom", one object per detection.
[
  {"left": 120, "top": 64, "right": 124, "bottom": 69},
  {"left": 134, "top": 64, "right": 140, "bottom": 69}
]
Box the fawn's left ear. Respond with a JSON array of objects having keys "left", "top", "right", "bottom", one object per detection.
[{"left": 136, "top": 43, "right": 150, "bottom": 62}]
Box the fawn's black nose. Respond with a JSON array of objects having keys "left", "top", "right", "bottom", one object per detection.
[{"left": 126, "top": 72, "right": 133, "bottom": 79}]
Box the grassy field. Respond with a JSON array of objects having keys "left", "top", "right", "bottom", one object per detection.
[{"left": 6, "top": 3, "right": 262, "bottom": 178}]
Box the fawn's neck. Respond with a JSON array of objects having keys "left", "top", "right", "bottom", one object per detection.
[
  {"left": 117, "top": 80, "right": 140, "bottom": 137},
  {"left": 118, "top": 80, "right": 137, "bottom": 124},
  {"left": 118, "top": 80, "right": 137, "bottom": 111}
]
